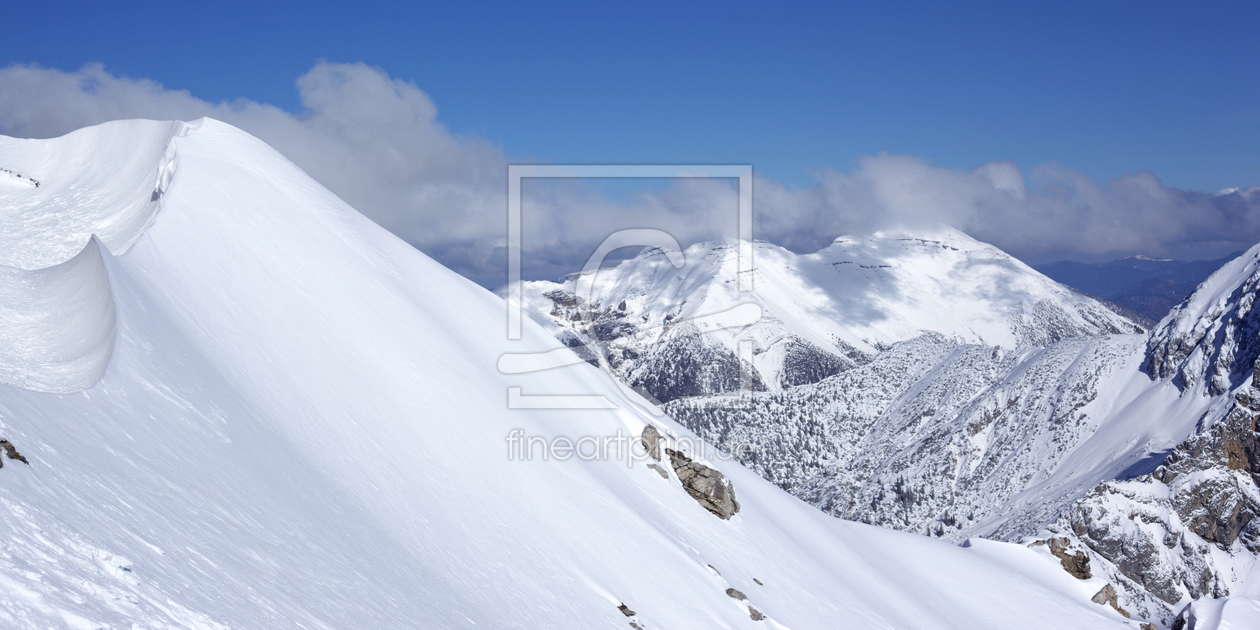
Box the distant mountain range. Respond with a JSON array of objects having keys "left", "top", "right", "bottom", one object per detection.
[{"left": 1035, "top": 253, "right": 1243, "bottom": 321}]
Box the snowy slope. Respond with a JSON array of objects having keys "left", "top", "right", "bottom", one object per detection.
[
  {"left": 0, "top": 120, "right": 184, "bottom": 393},
  {"left": 0, "top": 119, "right": 1139, "bottom": 628}
]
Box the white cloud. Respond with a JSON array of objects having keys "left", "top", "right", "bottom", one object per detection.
[
  {"left": 753, "top": 156, "right": 1260, "bottom": 263},
  {"left": 1, "top": 62, "right": 1257, "bottom": 286},
  {"left": 0, "top": 62, "right": 511, "bottom": 282}
]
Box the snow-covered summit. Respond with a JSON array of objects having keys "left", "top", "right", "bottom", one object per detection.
[
  {"left": 516, "top": 225, "right": 1145, "bottom": 402},
  {"left": 1147, "top": 243, "right": 1260, "bottom": 395},
  {"left": 0, "top": 119, "right": 1137, "bottom": 628}
]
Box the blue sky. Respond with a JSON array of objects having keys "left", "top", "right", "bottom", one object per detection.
[
  {"left": 5, "top": 0, "right": 1257, "bottom": 191},
  {"left": 2, "top": 1, "right": 1260, "bottom": 284}
]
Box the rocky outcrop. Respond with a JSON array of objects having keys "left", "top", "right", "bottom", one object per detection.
[
  {"left": 1091, "top": 583, "right": 1129, "bottom": 618},
  {"left": 1053, "top": 382, "right": 1260, "bottom": 624},
  {"left": 640, "top": 426, "right": 662, "bottom": 461},
  {"left": 1047, "top": 537, "right": 1091, "bottom": 579},
  {"left": 667, "top": 449, "right": 740, "bottom": 519},
  {"left": 0, "top": 439, "right": 27, "bottom": 466}
]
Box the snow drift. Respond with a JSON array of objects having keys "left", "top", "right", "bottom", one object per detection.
[{"left": 0, "top": 119, "right": 190, "bottom": 392}]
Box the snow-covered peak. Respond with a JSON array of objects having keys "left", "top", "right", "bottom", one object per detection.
[
  {"left": 532, "top": 227, "right": 1143, "bottom": 355},
  {"left": 1146, "top": 242, "right": 1260, "bottom": 395},
  {"left": 1216, "top": 185, "right": 1260, "bottom": 199}
]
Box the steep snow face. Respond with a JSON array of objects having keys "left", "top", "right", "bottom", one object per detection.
[
  {"left": 0, "top": 119, "right": 1136, "bottom": 628},
  {"left": 1147, "top": 245, "right": 1260, "bottom": 396},
  {"left": 0, "top": 119, "right": 190, "bottom": 392},
  {"left": 516, "top": 231, "right": 1145, "bottom": 403}
]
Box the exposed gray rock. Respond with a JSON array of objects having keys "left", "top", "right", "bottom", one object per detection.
[
  {"left": 0, "top": 439, "right": 27, "bottom": 466},
  {"left": 1065, "top": 390, "right": 1260, "bottom": 614},
  {"left": 1091, "top": 583, "right": 1129, "bottom": 618},
  {"left": 1048, "top": 537, "right": 1091, "bottom": 579},
  {"left": 647, "top": 463, "right": 669, "bottom": 479},
  {"left": 749, "top": 606, "right": 764, "bottom": 621},
  {"left": 640, "top": 425, "right": 662, "bottom": 461},
  {"left": 667, "top": 448, "right": 740, "bottom": 519},
  {"left": 618, "top": 603, "right": 636, "bottom": 617},
  {"left": 725, "top": 587, "right": 746, "bottom": 600}
]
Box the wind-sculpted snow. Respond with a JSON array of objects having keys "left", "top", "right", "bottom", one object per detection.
[
  {"left": 1147, "top": 245, "right": 1260, "bottom": 395},
  {"left": 0, "top": 119, "right": 193, "bottom": 392},
  {"left": 0, "top": 119, "right": 1135, "bottom": 628}
]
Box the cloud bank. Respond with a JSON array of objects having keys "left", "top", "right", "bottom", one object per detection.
[{"left": 1, "top": 62, "right": 1257, "bottom": 287}]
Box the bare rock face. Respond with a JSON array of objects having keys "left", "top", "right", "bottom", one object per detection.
[
  {"left": 640, "top": 425, "right": 662, "bottom": 461},
  {"left": 1059, "top": 384, "right": 1260, "bottom": 623},
  {"left": 1048, "top": 537, "right": 1092, "bottom": 579},
  {"left": 667, "top": 448, "right": 740, "bottom": 519},
  {"left": 1091, "top": 584, "right": 1130, "bottom": 618},
  {"left": 725, "top": 588, "right": 746, "bottom": 600},
  {"left": 749, "top": 606, "right": 764, "bottom": 621},
  {"left": 0, "top": 439, "right": 28, "bottom": 466}
]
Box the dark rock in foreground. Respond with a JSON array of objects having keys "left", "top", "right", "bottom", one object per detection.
[{"left": 667, "top": 448, "right": 740, "bottom": 519}]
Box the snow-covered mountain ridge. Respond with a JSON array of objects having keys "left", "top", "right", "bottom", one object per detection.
[
  {"left": 514, "top": 230, "right": 1145, "bottom": 405},
  {"left": 0, "top": 119, "right": 1140, "bottom": 628}
]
